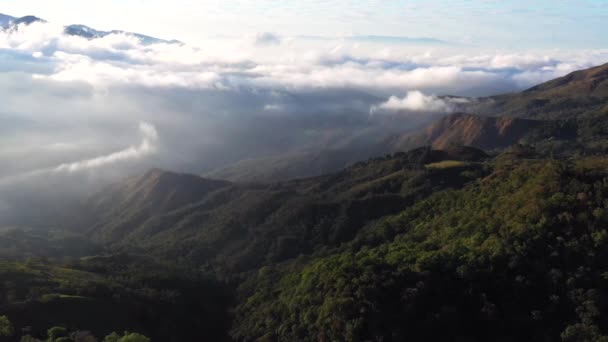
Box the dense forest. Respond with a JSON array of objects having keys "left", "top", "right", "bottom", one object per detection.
[{"left": 3, "top": 145, "right": 608, "bottom": 341}]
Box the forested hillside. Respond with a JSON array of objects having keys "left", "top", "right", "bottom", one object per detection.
[
  {"left": 233, "top": 154, "right": 608, "bottom": 341},
  {"left": 86, "top": 146, "right": 488, "bottom": 274},
  {"left": 7, "top": 145, "right": 608, "bottom": 341},
  {"left": 4, "top": 63, "right": 608, "bottom": 341}
]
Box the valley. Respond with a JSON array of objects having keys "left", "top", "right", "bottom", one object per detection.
[{"left": 1, "top": 8, "right": 608, "bottom": 340}]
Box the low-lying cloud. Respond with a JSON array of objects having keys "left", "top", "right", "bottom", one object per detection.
[
  {"left": 370, "top": 91, "right": 471, "bottom": 114},
  {"left": 0, "top": 19, "right": 607, "bottom": 226},
  {"left": 2, "top": 21, "right": 606, "bottom": 96},
  {"left": 54, "top": 122, "right": 158, "bottom": 173}
]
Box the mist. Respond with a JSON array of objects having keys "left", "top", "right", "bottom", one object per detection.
[{"left": 1, "top": 20, "right": 608, "bottom": 226}]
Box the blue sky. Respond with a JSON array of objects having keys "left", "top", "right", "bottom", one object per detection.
[{"left": 2, "top": 0, "right": 608, "bottom": 48}]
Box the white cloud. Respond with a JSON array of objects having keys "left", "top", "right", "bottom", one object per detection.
[
  {"left": 0, "top": 20, "right": 607, "bottom": 186},
  {"left": 370, "top": 91, "right": 470, "bottom": 114},
  {"left": 1, "top": 21, "right": 606, "bottom": 96},
  {"left": 54, "top": 122, "right": 159, "bottom": 173}
]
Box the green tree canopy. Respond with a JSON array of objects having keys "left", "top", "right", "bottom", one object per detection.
[
  {"left": 103, "top": 332, "right": 150, "bottom": 342},
  {"left": 47, "top": 326, "right": 68, "bottom": 341},
  {"left": 0, "top": 316, "right": 13, "bottom": 337}
]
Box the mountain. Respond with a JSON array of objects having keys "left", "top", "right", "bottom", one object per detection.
[
  {"left": 64, "top": 24, "right": 182, "bottom": 44},
  {"left": 87, "top": 169, "right": 231, "bottom": 243},
  {"left": 232, "top": 153, "right": 608, "bottom": 341},
  {"left": 395, "top": 113, "right": 542, "bottom": 150},
  {"left": 5, "top": 55, "right": 608, "bottom": 340},
  {"left": 473, "top": 62, "right": 608, "bottom": 120},
  {"left": 390, "top": 63, "right": 608, "bottom": 156},
  {"left": 86, "top": 147, "right": 487, "bottom": 272},
  {"left": 9, "top": 145, "right": 608, "bottom": 340},
  {"left": 0, "top": 13, "right": 15, "bottom": 28},
  {"left": 204, "top": 142, "right": 391, "bottom": 183},
  {"left": 0, "top": 13, "right": 180, "bottom": 44},
  {"left": 12, "top": 15, "right": 44, "bottom": 26},
  {"left": 0, "top": 14, "right": 45, "bottom": 29},
  {"left": 392, "top": 112, "right": 579, "bottom": 152},
  {"left": 207, "top": 64, "right": 608, "bottom": 183}
]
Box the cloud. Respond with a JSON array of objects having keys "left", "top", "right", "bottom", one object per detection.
[
  {"left": 1, "top": 20, "right": 608, "bottom": 227},
  {"left": 370, "top": 91, "right": 470, "bottom": 114},
  {"left": 0, "top": 21, "right": 605, "bottom": 180},
  {"left": 253, "top": 32, "right": 282, "bottom": 46},
  {"left": 1, "top": 21, "right": 606, "bottom": 96},
  {"left": 263, "top": 103, "right": 284, "bottom": 112},
  {"left": 54, "top": 122, "right": 159, "bottom": 173}
]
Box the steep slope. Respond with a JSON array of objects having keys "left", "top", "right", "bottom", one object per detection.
[
  {"left": 396, "top": 113, "right": 541, "bottom": 150},
  {"left": 474, "top": 62, "right": 608, "bottom": 119},
  {"left": 233, "top": 155, "right": 608, "bottom": 342},
  {"left": 87, "top": 147, "right": 488, "bottom": 272},
  {"left": 392, "top": 112, "right": 582, "bottom": 152},
  {"left": 88, "top": 169, "right": 231, "bottom": 243},
  {"left": 394, "top": 64, "right": 608, "bottom": 153},
  {"left": 389, "top": 63, "right": 608, "bottom": 155}
]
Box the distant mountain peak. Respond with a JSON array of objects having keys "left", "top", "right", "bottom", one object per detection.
[
  {"left": 0, "top": 12, "right": 181, "bottom": 45},
  {"left": 13, "top": 15, "right": 45, "bottom": 25}
]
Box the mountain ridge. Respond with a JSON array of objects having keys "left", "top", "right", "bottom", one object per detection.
[
  {"left": 471, "top": 62, "right": 608, "bottom": 119},
  {"left": 86, "top": 146, "right": 488, "bottom": 271},
  {"left": 205, "top": 62, "right": 608, "bottom": 183},
  {"left": 87, "top": 169, "right": 231, "bottom": 243},
  {"left": 0, "top": 12, "right": 180, "bottom": 44}
]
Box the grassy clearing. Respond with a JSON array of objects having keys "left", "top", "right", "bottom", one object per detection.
[{"left": 424, "top": 160, "right": 468, "bottom": 169}]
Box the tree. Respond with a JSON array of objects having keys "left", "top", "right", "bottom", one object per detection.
[
  {"left": 20, "top": 336, "right": 42, "bottom": 342},
  {"left": 47, "top": 326, "right": 69, "bottom": 341},
  {"left": 117, "top": 333, "right": 150, "bottom": 342},
  {"left": 102, "top": 333, "right": 120, "bottom": 342},
  {"left": 71, "top": 331, "right": 98, "bottom": 342},
  {"left": 103, "top": 332, "right": 150, "bottom": 342},
  {"left": 54, "top": 338, "right": 73, "bottom": 342},
  {"left": 0, "top": 316, "right": 13, "bottom": 337}
]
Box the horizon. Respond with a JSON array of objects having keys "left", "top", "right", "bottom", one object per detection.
[
  {"left": 0, "top": 1, "right": 607, "bottom": 210},
  {"left": 1, "top": 1, "right": 608, "bottom": 49}
]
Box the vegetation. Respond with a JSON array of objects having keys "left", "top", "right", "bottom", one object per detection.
[
  {"left": 3, "top": 63, "right": 608, "bottom": 341},
  {"left": 15, "top": 327, "right": 150, "bottom": 342},
  {"left": 232, "top": 156, "right": 608, "bottom": 341},
  {"left": 5, "top": 145, "right": 608, "bottom": 341},
  {"left": 0, "top": 255, "right": 231, "bottom": 341},
  {"left": 424, "top": 160, "right": 469, "bottom": 169},
  {"left": 0, "top": 316, "right": 12, "bottom": 337}
]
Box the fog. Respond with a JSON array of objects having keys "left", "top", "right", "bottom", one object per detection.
[{"left": 1, "top": 20, "right": 607, "bottom": 226}]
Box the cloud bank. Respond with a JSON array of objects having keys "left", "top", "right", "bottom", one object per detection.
[
  {"left": 0, "top": 20, "right": 607, "bottom": 226},
  {"left": 2, "top": 21, "right": 606, "bottom": 96}
]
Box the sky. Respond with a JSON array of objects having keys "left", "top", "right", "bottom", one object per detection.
[
  {"left": 1, "top": 0, "right": 608, "bottom": 224},
  {"left": 2, "top": 0, "right": 608, "bottom": 48}
]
